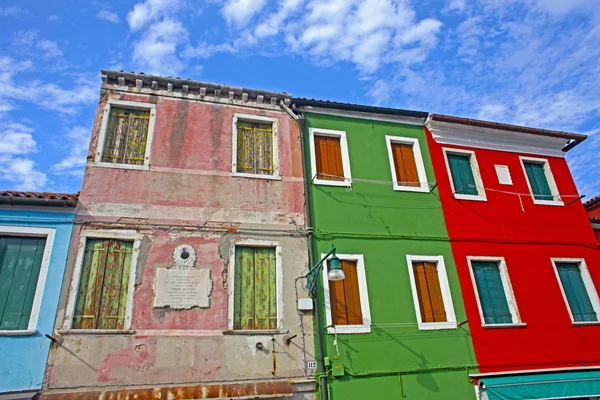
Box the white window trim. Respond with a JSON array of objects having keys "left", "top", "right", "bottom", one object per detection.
[
  {"left": 385, "top": 135, "right": 429, "bottom": 192},
  {"left": 308, "top": 128, "right": 352, "bottom": 187},
  {"left": 231, "top": 113, "right": 280, "bottom": 180},
  {"left": 551, "top": 258, "right": 600, "bottom": 325},
  {"left": 442, "top": 147, "right": 487, "bottom": 201},
  {"left": 227, "top": 239, "right": 284, "bottom": 331},
  {"left": 467, "top": 256, "right": 522, "bottom": 326},
  {"left": 93, "top": 100, "right": 157, "bottom": 171},
  {"left": 406, "top": 255, "right": 457, "bottom": 330},
  {"left": 62, "top": 229, "right": 142, "bottom": 331},
  {"left": 0, "top": 226, "right": 55, "bottom": 335},
  {"left": 519, "top": 156, "right": 563, "bottom": 206},
  {"left": 322, "top": 253, "right": 371, "bottom": 334}
]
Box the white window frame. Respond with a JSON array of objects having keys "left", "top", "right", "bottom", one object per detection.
[
  {"left": 519, "top": 156, "right": 563, "bottom": 206},
  {"left": 467, "top": 256, "right": 523, "bottom": 327},
  {"left": 94, "top": 100, "right": 157, "bottom": 171},
  {"left": 0, "top": 226, "right": 55, "bottom": 336},
  {"left": 551, "top": 258, "right": 600, "bottom": 325},
  {"left": 227, "top": 239, "right": 284, "bottom": 331},
  {"left": 442, "top": 148, "right": 487, "bottom": 201},
  {"left": 62, "top": 229, "right": 142, "bottom": 331},
  {"left": 385, "top": 135, "right": 429, "bottom": 192},
  {"left": 309, "top": 128, "right": 352, "bottom": 187},
  {"left": 406, "top": 255, "right": 457, "bottom": 330},
  {"left": 231, "top": 113, "right": 280, "bottom": 180},
  {"left": 322, "top": 253, "right": 371, "bottom": 334}
]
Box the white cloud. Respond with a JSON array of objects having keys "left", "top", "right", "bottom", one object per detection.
[
  {"left": 0, "top": 6, "right": 26, "bottom": 17},
  {"left": 446, "top": 0, "right": 466, "bottom": 12},
  {"left": 222, "top": 0, "right": 268, "bottom": 26},
  {"left": 97, "top": 10, "right": 119, "bottom": 23},
  {"left": 13, "top": 31, "right": 63, "bottom": 58},
  {"left": 127, "top": 0, "right": 181, "bottom": 31},
  {"left": 51, "top": 126, "right": 90, "bottom": 176},
  {"left": 0, "top": 56, "right": 97, "bottom": 114},
  {"left": 255, "top": 0, "right": 302, "bottom": 38},
  {"left": 132, "top": 18, "right": 188, "bottom": 75},
  {"left": 0, "top": 122, "right": 46, "bottom": 191}
]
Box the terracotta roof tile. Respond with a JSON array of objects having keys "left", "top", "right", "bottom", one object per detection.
[
  {"left": 0, "top": 191, "right": 79, "bottom": 202},
  {"left": 584, "top": 195, "right": 600, "bottom": 209}
]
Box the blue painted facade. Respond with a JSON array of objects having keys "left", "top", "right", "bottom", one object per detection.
[{"left": 0, "top": 208, "right": 75, "bottom": 394}]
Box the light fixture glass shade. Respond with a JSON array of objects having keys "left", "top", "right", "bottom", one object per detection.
[
  {"left": 327, "top": 254, "right": 345, "bottom": 281},
  {"left": 328, "top": 268, "right": 346, "bottom": 281}
]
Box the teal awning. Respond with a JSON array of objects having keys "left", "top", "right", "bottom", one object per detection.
[{"left": 480, "top": 370, "right": 600, "bottom": 400}]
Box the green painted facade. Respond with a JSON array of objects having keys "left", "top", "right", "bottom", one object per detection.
[{"left": 303, "top": 111, "right": 478, "bottom": 399}]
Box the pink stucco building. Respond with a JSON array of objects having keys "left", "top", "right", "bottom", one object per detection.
[{"left": 45, "top": 71, "right": 315, "bottom": 399}]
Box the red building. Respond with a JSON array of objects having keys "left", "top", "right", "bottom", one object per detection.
[
  {"left": 586, "top": 196, "right": 600, "bottom": 244},
  {"left": 426, "top": 115, "right": 600, "bottom": 399}
]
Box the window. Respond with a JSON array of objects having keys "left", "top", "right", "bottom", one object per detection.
[
  {"left": 322, "top": 254, "right": 371, "bottom": 333},
  {"left": 0, "top": 227, "right": 55, "bottom": 335},
  {"left": 385, "top": 136, "right": 429, "bottom": 192},
  {"left": 520, "top": 157, "right": 562, "bottom": 205},
  {"left": 552, "top": 259, "right": 600, "bottom": 324},
  {"left": 468, "top": 257, "right": 522, "bottom": 326},
  {"left": 63, "top": 230, "right": 141, "bottom": 331},
  {"left": 443, "top": 148, "right": 486, "bottom": 201},
  {"left": 407, "top": 255, "right": 456, "bottom": 330},
  {"left": 232, "top": 114, "right": 279, "bottom": 179},
  {"left": 227, "top": 240, "right": 283, "bottom": 331},
  {"left": 0, "top": 236, "right": 46, "bottom": 331},
  {"left": 95, "top": 100, "right": 156, "bottom": 170},
  {"left": 309, "top": 128, "right": 352, "bottom": 187}
]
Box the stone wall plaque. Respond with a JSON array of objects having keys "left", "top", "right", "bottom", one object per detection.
[{"left": 154, "top": 268, "right": 211, "bottom": 309}]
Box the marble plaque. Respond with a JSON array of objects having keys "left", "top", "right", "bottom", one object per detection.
[{"left": 154, "top": 268, "right": 211, "bottom": 309}]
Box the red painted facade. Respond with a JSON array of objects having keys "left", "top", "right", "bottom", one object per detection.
[{"left": 426, "top": 125, "right": 600, "bottom": 374}]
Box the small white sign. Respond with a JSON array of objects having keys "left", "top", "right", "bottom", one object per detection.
[
  {"left": 307, "top": 360, "right": 317, "bottom": 369},
  {"left": 495, "top": 165, "right": 513, "bottom": 185},
  {"left": 154, "top": 268, "right": 211, "bottom": 309}
]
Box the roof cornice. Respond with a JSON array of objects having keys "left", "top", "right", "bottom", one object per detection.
[{"left": 101, "top": 70, "right": 292, "bottom": 108}]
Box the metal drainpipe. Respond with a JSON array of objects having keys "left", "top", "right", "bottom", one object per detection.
[{"left": 281, "top": 102, "right": 329, "bottom": 400}]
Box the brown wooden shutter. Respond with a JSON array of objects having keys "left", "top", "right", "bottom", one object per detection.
[
  {"left": 314, "top": 135, "right": 344, "bottom": 181},
  {"left": 412, "top": 262, "right": 447, "bottom": 323},
  {"left": 328, "top": 260, "right": 363, "bottom": 325},
  {"left": 391, "top": 143, "right": 420, "bottom": 187}
]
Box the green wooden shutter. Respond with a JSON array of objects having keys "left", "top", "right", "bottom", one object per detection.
[
  {"left": 236, "top": 121, "right": 274, "bottom": 176},
  {"left": 472, "top": 261, "right": 513, "bottom": 324},
  {"left": 233, "top": 246, "right": 277, "bottom": 330},
  {"left": 102, "top": 107, "right": 150, "bottom": 165},
  {"left": 73, "top": 239, "right": 133, "bottom": 329},
  {"left": 447, "top": 153, "right": 479, "bottom": 195},
  {"left": 556, "top": 262, "right": 597, "bottom": 322},
  {"left": 0, "top": 236, "right": 46, "bottom": 330},
  {"left": 524, "top": 162, "right": 554, "bottom": 201}
]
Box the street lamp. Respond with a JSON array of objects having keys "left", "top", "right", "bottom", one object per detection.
[{"left": 305, "top": 244, "right": 345, "bottom": 294}]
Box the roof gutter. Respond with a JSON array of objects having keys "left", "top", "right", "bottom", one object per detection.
[
  {"left": 0, "top": 196, "right": 77, "bottom": 208},
  {"left": 293, "top": 98, "right": 428, "bottom": 119}
]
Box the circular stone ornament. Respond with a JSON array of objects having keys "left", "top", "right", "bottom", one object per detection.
[{"left": 173, "top": 245, "right": 196, "bottom": 269}]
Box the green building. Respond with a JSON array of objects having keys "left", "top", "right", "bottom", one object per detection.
[{"left": 293, "top": 100, "right": 478, "bottom": 400}]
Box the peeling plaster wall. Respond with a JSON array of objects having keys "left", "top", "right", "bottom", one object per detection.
[{"left": 48, "top": 88, "right": 314, "bottom": 395}]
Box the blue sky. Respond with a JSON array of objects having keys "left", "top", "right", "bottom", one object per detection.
[{"left": 0, "top": 0, "right": 599, "bottom": 197}]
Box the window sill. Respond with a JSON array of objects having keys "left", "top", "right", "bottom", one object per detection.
[
  {"left": 417, "top": 321, "right": 457, "bottom": 331},
  {"left": 453, "top": 193, "right": 487, "bottom": 202},
  {"left": 91, "top": 161, "right": 150, "bottom": 171},
  {"left": 532, "top": 199, "right": 563, "bottom": 206},
  {"left": 393, "top": 184, "right": 430, "bottom": 193},
  {"left": 223, "top": 329, "right": 288, "bottom": 335},
  {"left": 482, "top": 323, "right": 527, "bottom": 329},
  {"left": 56, "top": 329, "right": 136, "bottom": 335},
  {"left": 0, "top": 329, "right": 36, "bottom": 336},
  {"left": 572, "top": 321, "right": 600, "bottom": 326},
  {"left": 231, "top": 172, "right": 282, "bottom": 181},
  {"left": 327, "top": 324, "right": 371, "bottom": 334},
  {"left": 313, "top": 178, "right": 352, "bottom": 188}
]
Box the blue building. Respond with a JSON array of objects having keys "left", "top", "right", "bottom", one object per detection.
[{"left": 0, "top": 191, "right": 77, "bottom": 400}]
